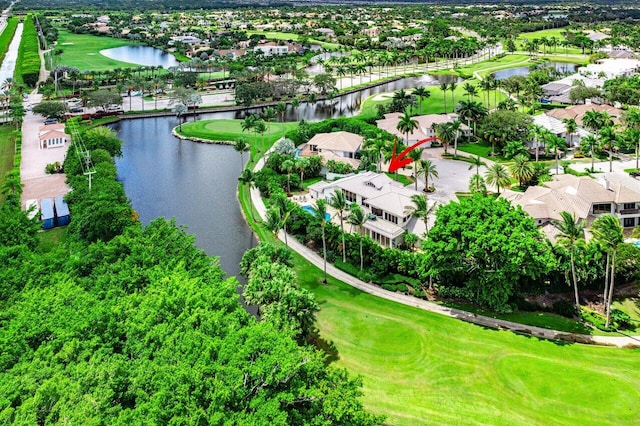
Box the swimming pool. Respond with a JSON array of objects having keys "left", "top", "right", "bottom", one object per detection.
[{"left": 301, "top": 205, "right": 331, "bottom": 221}]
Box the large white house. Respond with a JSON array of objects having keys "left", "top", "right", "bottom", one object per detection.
[{"left": 308, "top": 171, "right": 434, "bottom": 247}]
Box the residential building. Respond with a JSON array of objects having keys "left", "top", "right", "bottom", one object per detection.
[
  {"left": 376, "top": 112, "right": 471, "bottom": 146},
  {"left": 308, "top": 171, "right": 433, "bottom": 247},
  {"left": 532, "top": 114, "right": 591, "bottom": 148},
  {"left": 39, "top": 123, "right": 70, "bottom": 149},
  {"left": 545, "top": 104, "right": 623, "bottom": 128},
  {"left": 298, "top": 131, "right": 363, "bottom": 169},
  {"left": 501, "top": 174, "right": 640, "bottom": 241}
]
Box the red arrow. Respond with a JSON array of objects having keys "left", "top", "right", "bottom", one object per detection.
[{"left": 388, "top": 137, "right": 439, "bottom": 173}]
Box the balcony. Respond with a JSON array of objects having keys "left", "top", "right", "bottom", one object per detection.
[{"left": 620, "top": 208, "right": 640, "bottom": 215}]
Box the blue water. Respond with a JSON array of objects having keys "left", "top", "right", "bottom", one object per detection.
[
  {"left": 302, "top": 205, "right": 331, "bottom": 221},
  {"left": 635, "top": 241, "right": 640, "bottom": 248}
]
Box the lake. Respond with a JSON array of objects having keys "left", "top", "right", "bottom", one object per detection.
[
  {"left": 492, "top": 62, "right": 578, "bottom": 80},
  {"left": 100, "top": 45, "right": 181, "bottom": 68}
]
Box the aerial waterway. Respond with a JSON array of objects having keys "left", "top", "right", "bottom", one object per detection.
[{"left": 0, "top": 22, "right": 22, "bottom": 85}]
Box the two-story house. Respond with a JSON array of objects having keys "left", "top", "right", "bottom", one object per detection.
[
  {"left": 298, "top": 131, "right": 362, "bottom": 169},
  {"left": 308, "top": 171, "right": 434, "bottom": 247},
  {"left": 501, "top": 175, "right": 640, "bottom": 241}
]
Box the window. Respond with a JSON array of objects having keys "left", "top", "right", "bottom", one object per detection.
[
  {"left": 623, "top": 203, "right": 636, "bottom": 210},
  {"left": 344, "top": 190, "right": 356, "bottom": 203},
  {"left": 624, "top": 218, "right": 635, "bottom": 227},
  {"left": 592, "top": 203, "right": 611, "bottom": 214}
]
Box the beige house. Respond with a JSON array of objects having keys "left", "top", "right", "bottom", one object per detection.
[
  {"left": 39, "top": 123, "right": 70, "bottom": 149},
  {"left": 300, "top": 131, "right": 363, "bottom": 169},
  {"left": 502, "top": 175, "right": 640, "bottom": 241},
  {"left": 308, "top": 171, "right": 433, "bottom": 247},
  {"left": 545, "top": 104, "right": 623, "bottom": 128},
  {"left": 376, "top": 112, "right": 471, "bottom": 146}
]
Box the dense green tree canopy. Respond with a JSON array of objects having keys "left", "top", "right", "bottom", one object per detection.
[{"left": 423, "top": 195, "right": 555, "bottom": 312}]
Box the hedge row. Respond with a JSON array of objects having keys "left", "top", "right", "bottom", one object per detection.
[{"left": 17, "top": 14, "right": 40, "bottom": 88}]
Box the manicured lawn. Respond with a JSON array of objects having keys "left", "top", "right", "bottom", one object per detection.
[
  {"left": 54, "top": 30, "right": 144, "bottom": 71},
  {"left": 37, "top": 227, "right": 67, "bottom": 252},
  {"left": 292, "top": 253, "right": 640, "bottom": 425},
  {"left": 516, "top": 29, "right": 584, "bottom": 55},
  {"left": 176, "top": 118, "right": 298, "bottom": 161}
]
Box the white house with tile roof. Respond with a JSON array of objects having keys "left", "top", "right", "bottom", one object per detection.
[{"left": 308, "top": 171, "right": 435, "bottom": 247}]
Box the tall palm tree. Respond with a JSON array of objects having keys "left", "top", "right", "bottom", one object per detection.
[
  {"left": 545, "top": 132, "right": 566, "bottom": 175},
  {"left": 272, "top": 193, "right": 294, "bottom": 248},
  {"left": 591, "top": 214, "right": 624, "bottom": 328},
  {"left": 407, "top": 148, "right": 424, "bottom": 190},
  {"left": 485, "top": 163, "right": 511, "bottom": 194},
  {"left": 397, "top": 108, "right": 418, "bottom": 146},
  {"left": 467, "top": 155, "right": 484, "bottom": 175},
  {"left": 413, "top": 86, "right": 430, "bottom": 115},
  {"left": 448, "top": 82, "right": 457, "bottom": 113},
  {"left": 598, "top": 126, "right": 618, "bottom": 173},
  {"left": 314, "top": 199, "right": 329, "bottom": 283},
  {"left": 282, "top": 159, "right": 294, "bottom": 194},
  {"left": 562, "top": 117, "right": 578, "bottom": 148},
  {"left": 347, "top": 202, "right": 368, "bottom": 270},
  {"left": 364, "top": 137, "right": 391, "bottom": 172},
  {"left": 509, "top": 155, "right": 535, "bottom": 188},
  {"left": 233, "top": 138, "right": 249, "bottom": 172},
  {"left": 329, "top": 189, "right": 349, "bottom": 263},
  {"left": 580, "top": 134, "right": 599, "bottom": 172},
  {"left": 450, "top": 119, "right": 462, "bottom": 157},
  {"left": 404, "top": 194, "right": 435, "bottom": 238},
  {"left": 265, "top": 208, "right": 284, "bottom": 241},
  {"left": 439, "top": 82, "right": 448, "bottom": 114},
  {"left": 262, "top": 107, "right": 277, "bottom": 139},
  {"left": 553, "top": 211, "right": 586, "bottom": 311},
  {"left": 417, "top": 159, "right": 438, "bottom": 192},
  {"left": 295, "top": 156, "right": 309, "bottom": 190}
]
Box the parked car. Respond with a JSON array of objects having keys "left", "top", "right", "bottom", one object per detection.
[
  {"left": 630, "top": 170, "right": 640, "bottom": 178},
  {"left": 44, "top": 117, "right": 58, "bottom": 125},
  {"left": 69, "top": 107, "right": 83, "bottom": 113},
  {"left": 107, "top": 105, "right": 122, "bottom": 111}
]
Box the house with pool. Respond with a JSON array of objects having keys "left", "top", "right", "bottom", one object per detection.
[{"left": 308, "top": 171, "right": 434, "bottom": 248}]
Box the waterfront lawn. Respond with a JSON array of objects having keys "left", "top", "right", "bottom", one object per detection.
[
  {"left": 291, "top": 251, "right": 640, "bottom": 426},
  {"left": 54, "top": 30, "right": 142, "bottom": 71},
  {"left": 176, "top": 118, "right": 298, "bottom": 162}
]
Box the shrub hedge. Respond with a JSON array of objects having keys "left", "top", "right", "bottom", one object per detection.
[{"left": 17, "top": 15, "right": 41, "bottom": 87}]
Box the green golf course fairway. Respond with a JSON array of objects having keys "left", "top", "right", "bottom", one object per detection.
[
  {"left": 54, "top": 30, "right": 143, "bottom": 71},
  {"left": 303, "top": 269, "right": 639, "bottom": 425}
]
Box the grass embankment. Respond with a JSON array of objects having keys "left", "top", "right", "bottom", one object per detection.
[
  {"left": 0, "top": 124, "right": 16, "bottom": 204},
  {"left": 53, "top": 30, "right": 145, "bottom": 71},
  {"left": 0, "top": 17, "right": 18, "bottom": 64}
]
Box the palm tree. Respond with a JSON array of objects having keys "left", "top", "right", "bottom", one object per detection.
[
  {"left": 469, "top": 173, "right": 487, "bottom": 196},
  {"left": 553, "top": 211, "right": 586, "bottom": 311},
  {"left": 598, "top": 126, "right": 618, "bottom": 173},
  {"left": 485, "top": 163, "right": 511, "bottom": 194},
  {"left": 562, "top": 117, "right": 578, "bottom": 148},
  {"left": 545, "top": 132, "right": 566, "bottom": 175},
  {"left": 407, "top": 148, "right": 424, "bottom": 190},
  {"left": 364, "top": 137, "right": 391, "bottom": 172},
  {"left": 413, "top": 86, "right": 430, "bottom": 115},
  {"left": 397, "top": 108, "right": 418, "bottom": 146},
  {"left": 347, "top": 202, "right": 369, "bottom": 270},
  {"left": 509, "top": 155, "right": 535, "bottom": 188},
  {"left": 314, "top": 199, "right": 329, "bottom": 283},
  {"left": 173, "top": 103, "right": 187, "bottom": 132},
  {"left": 463, "top": 82, "right": 478, "bottom": 101},
  {"left": 580, "top": 134, "right": 599, "bottom": 172},
  {"left": 262, "top": 107, "right": 277, "bottom": 139},
  {"left": 417, "top": 159, "right": 438, "bottom": 192},
  {"left": 329, "top": 189, "right": 349, "bottom": 263},
  {"left": 238, "top": 168, "right": 256, "bottom": 221},
  {"left": 448, "top": 82, "right": 457, "bottom": 113},
  {"left": 591, "top": 214, "right": 624, "bottom": 328},
  {"left": 233, "top": 138, "right": 249, "bottom": 172},
  {"left": 450, "top": 119, "right": 462, "bottom": 157},
  {"left": 295, "top": 156, "right": 309, "bottom": 190},
  {"left": 435, "top": 122, "right": 455, "bottom": 154},
  {"left": 404, "top": 194, "right": 435, "bottom": 238},
  {"left": 272, "top": 193, "right": 294, "bottom": 248},
  {"left": 282, "top": 159, "right": 294, "bottom": 194},
  {"left": 265, "top": 208, "right": 284, "bottom": 241},
  {"left": 439, "top": 82, "right": 448, "bottom": 114},
  {"left": 467, "top": 155, "right": 484, "bottom": 175},
  {"left": 622, "top": 107, "right": 640, "bottom": 170},
  {"left": 455, "top": 100, "right": 487, "bottom": 135}
]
